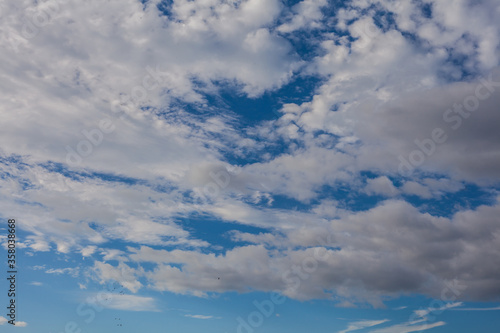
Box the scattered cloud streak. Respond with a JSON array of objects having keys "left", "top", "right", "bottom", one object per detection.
[
  {"left": 94, "top": 294, "right": 158, "bottom": 312},
  {"left": 369, "top": 321, "right": 446, "bottom": 333},
  {"left": 185, "top": 314, "right": 217, "bottom": 320},
  {"left": 339, "top": 319, "right": 389, "bottom": 333}
]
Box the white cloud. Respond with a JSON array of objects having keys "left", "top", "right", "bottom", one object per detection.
[
  {"left": 45, "top": 267, "right": 80, "bottom": 277},
  {"left": 93, "top": 261, "right": 143, "bottom": 293},
  {"left": 364, "top": 177, "right": 399, "bottom": 197},
  {"left": 369, "top": 321, "right": 445, "bottom": 333},
  {"left": 89, "top": 293, "right": 158, "bottom": 312},
  {"left": 86, "top": 196, "right": 500, "bottom": 304},
  {"left": 339, "top": 319, "right": 389, "bottom": 333},
  {"left": 185, "top": 314, "right": 216, "bottom": 319},
  {"left": 81, "top": 245, "right": 97, "bottom": 257},
  {"left": 452, "top": 306, "right": 500, "bottom": 311},
  {"left": 278, "top": 0, "right": 327, "bottom": 33},
  {"left": 413, "top": 302, "right": 463, "bottom": 319},
  {"left": 0, "top": 0, "right": 301, "bottom": 257},
  {"left": 265, "top": 0, "right": 500, "bottom": 191},
  {"left": 401, "top": 181, "right": 432, "bottom": 199},
  {"left": 0, "top": 316, "right": 28, "bottom": 326},
  {"left": 100, "top": 249, "right": 129, "bottom": 262}
]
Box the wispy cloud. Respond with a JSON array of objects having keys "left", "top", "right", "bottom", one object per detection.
[
  {"left": 369, "top": 321, "right": 446, "bottom": 333},
  {"left": 364, "top": 302, "right": 462, "bottom": 333},
  {"left": 90, "top": 294, "right": 158, "bottom": 312},
  {"left": 452, "top": 306, "right": 500, "bottom": 311},
  {"left": 185, "top": 314, "right": 217, "bottom": 320},
  {"left": 413, "top": 302, "right": 463, "bottom": 319},
  {"left": 339, "top": 319, "right": 389, "bottom": 333},
  {"left": 45, "top": 267, "right": 80, "bottom": 277},
  {"left": 393, "top": 306, "right": 408, "bottom": 310}
]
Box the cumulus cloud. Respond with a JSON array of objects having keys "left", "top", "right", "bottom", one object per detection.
[
  {"left": 0, "top": 0, "right": 300, "bottom": 197},
  {"left": 351, "top": 71, "right": 500, "bottom": 182},
  {"left": 277, "top": 0, "right": 327, "bottom": 33},
  {"left": 266, "top": 0, "right": 500, "bottom": 192},
  {"left": 81, "top": 245, "right": 97, "bottom": 257},
  {"left": 84, "top": 197, "right": 500, "bottom": 305},
  {"left": 364, "top": 176, "right": 399, "bottom": 197},
  {"left": 93, "top": 261, "right": 143, "bottom": 293}
]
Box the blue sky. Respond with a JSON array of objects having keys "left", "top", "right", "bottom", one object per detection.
[{"left": 1, "top": 0, "right": 500, "bottom": 332}]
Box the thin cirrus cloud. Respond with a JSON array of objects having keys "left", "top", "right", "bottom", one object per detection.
[
  {"left": 338, "top": 319, "right": 390, "bottom": 333},
  {"left": 413, "top": 302, "right": 463, "bottom": 319},
  {"left": 184, "top": 314, "right": 217, "bottom": 320},
  {"left": 369, "top": 321, "right": 446, "bottom": 333},
  {"left": 451, "top": 306, "right": 500, "bottom": 311},
  {"left": 363, "top": 302, "right": 464, "bottom": 333},
  {"left": 91, "top": 294, "right": 158, "bottom": 312}
]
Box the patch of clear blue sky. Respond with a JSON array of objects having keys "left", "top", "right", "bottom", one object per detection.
[{"left": 176, "top": 215, "right": 272, "bottom": 252}]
